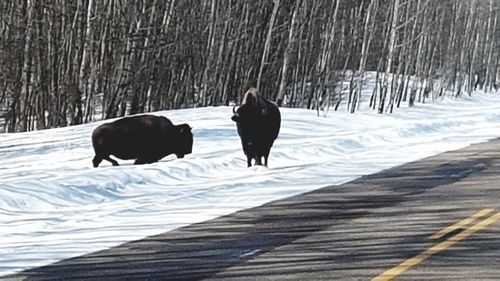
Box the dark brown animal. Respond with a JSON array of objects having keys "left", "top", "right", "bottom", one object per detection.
[
  {"left": 91, "top": 114, "right": 193, "bottom": 167},
  {"left": 231, "top": 88, "right": 281, "bottom": 167}
]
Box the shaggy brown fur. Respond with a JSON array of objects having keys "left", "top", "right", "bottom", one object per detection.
[
  {"left": 231, "top": 88, "right": 281, "bottom": 167},
  {"left": 91, "top": 115, "right": 193, "bottom": 167},
  {"left": 242, "top": 87, "right": 259, "bottom": 105}
]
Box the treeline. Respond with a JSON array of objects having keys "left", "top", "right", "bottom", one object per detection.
[{"left": 0, "top": 0, "right": 499, "bottom": 132}]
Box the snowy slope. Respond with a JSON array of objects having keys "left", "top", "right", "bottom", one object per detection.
[{"left": 2, "top": 90, "right": 500, "bottom": 275}]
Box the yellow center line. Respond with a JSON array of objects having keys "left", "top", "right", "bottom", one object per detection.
[
  {"left": 373, "top": 211, "right": 500, "bottom": 281},
  {"left": 429, "top": 208, "right": 495, "bottom": 240}
]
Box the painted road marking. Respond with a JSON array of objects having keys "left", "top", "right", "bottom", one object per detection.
[
  {"left": 373, "top": 211, "right": 500, "bottom": 281},
  {"left": 429, "top": 208, "right": 494, "bottom": 239}
]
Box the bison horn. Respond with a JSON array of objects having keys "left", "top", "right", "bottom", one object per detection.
[{"left": 232, "top": 104, "right": 238, "bottom": 114}]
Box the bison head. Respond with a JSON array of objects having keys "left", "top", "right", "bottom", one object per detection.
[
  {"left": 231, "top": 102, "right": 265, "bottom": 123},
  {"left": 231, "top": 87, "right": 265, "bottom": 123},
  {"left": 174, "top": 124, "right": 193, "bottom": 158}
]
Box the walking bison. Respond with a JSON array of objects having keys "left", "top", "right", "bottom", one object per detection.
[
  {"left": 231, "top": 88, "right": 281, "bottom": 167},
  {"left": 91, "top": 114, "right": 193, "bottom": 167}
]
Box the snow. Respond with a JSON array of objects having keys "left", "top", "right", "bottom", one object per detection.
[{"left": 2, "top": 86, "right": 500, "bottom": 276}]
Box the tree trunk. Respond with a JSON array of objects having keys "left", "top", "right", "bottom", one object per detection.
[{"left": 257, "top": 0, "right": 280, "bottom": 91}]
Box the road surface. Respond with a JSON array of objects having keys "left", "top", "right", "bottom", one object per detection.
[{"left": 4, "top": 138, "right": 500, "bottom": 280}]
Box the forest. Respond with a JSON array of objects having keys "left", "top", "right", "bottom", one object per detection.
[{"left": 0, "top": 0, "right": 499, "bottom": 132}]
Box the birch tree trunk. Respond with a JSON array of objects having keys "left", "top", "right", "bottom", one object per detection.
[
  {"left": 79, "top": 0, "right": 93, "bottom": 124},
  {"left": 257, "top": 0, "right": 280, "bottom": 91},
  {"left": 379, "top": 0, "right": 400, "bottom": 113},
  {"left": 18, "top": 0, "right": 35, "bottom": 131},
  {"left": 276, "top": 0, "right": 300, "bottom": 106}
]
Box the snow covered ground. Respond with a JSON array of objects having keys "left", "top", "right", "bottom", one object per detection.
[{"left": 2, "top": 87, "right": 500, "bottom": 276}]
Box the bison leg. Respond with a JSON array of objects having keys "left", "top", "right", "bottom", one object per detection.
[
  {"left": 263, "top": 147, "right": 272, "bottom": 167},
  {"left": 93, "top": 155, "right": 119, "bottom": 167},
  {"left": 106, "top": 157, "right": 119, "bottom": 166},
  {"left": 246, "top": 155, "right": 252, "bottom": 167},
  {"left": 92, "top": 156, "right": 102, "bottom": 168},
  {"left": 255, "top": 154, "right": 263, "bottom": 166}
]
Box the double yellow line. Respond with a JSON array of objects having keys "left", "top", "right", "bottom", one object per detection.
[{"left": 373, "top": 209, "right": 500, "bottom": 281}]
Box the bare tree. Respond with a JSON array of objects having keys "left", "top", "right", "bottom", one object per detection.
[{"left": 0, "top": 0, "right": 499, "bottom": 132}]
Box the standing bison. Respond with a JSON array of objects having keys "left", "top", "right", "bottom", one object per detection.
[
  {"left": 231, "top": 88, "right": 281, "bottom": 167},
  {"left": 91, "top": 115, "right": 193, "bottom": 167}
]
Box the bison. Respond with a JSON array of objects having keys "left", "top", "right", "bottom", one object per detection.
[
  {"left": 91, "top": 114, "right": 193, "bottom": 167},
  {"left": 231, "top": 88, "right": 281, "bottom": 167}
]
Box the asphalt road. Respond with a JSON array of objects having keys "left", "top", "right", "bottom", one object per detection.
[{"left": 5, "top": 138, "right": 500, "bottom": 281}]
